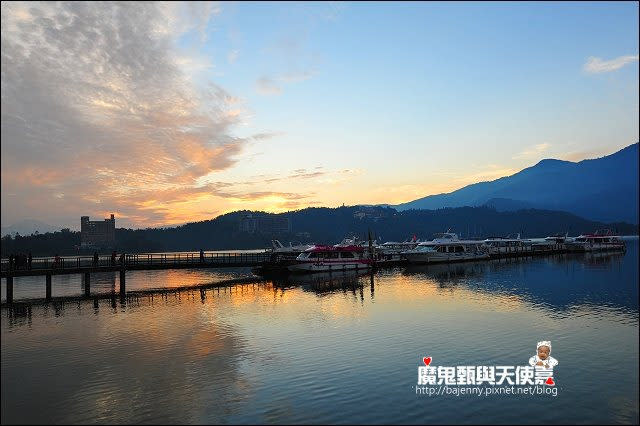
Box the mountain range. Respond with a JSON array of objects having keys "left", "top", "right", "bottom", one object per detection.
[
  {"left": 1, "top": 219, "right": 57, "bottom": 236},
  {"left": 2, "top": 205, "right": 637, "bottom": 256},
  {"left": 395, "top": 143, "right": 639, "bottom": 224}
]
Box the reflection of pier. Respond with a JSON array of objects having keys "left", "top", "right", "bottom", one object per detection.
[
  {"left": 1, "top": 275, "right": 269, "bottom": 309},
  {"left": 1, "top": 270, "right": 378, "bottom": 311},
  {"left": 1, "top": 253, "right": 271, "bottom": 303}
]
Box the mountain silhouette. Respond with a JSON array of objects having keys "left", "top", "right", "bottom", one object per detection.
[{"left": 395, "top": 143, "right": 639, "bottom": 224}]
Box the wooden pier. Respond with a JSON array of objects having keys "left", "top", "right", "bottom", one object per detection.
[
  {"left": 1, "top": 252, "right": 271, "bottom": 303},
  {"left": 0, "top": 242, "right": 595, "bottom": 304}
]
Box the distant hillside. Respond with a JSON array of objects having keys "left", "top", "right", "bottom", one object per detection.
[
  {"left": 483, "top": 198, "right": 535, "bottom": 211},
  {"left": 1, "top": 219, "right": 57, "bottom": 236},
  {"left": 395, "top": 143, "right": 639, "bottom": 224},
  {"left": 2, "top": 206, "right": 637, "bottom": 256}
]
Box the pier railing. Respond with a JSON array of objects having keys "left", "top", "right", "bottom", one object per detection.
[{"left": 1, "top": 252, "right": 272, "bottom": 276}]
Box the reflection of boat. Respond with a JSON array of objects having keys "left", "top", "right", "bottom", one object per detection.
[
  {"left": 402, "top": 232, "right": 489, "bottom": 264},
  {"left": 273, "top": 269, "right": 371, "bottom": 291},
  {"left": 565, "top": 231, "right": 626, "bottom": 252},
  {"left": 288, "top": 245, "right": 373, "bottom": 273},
  {"left": 580, "top": 250, "right": 625, "bottom": 269},
  {"left": 403, "top": 261, "right": 489, "bottom": 287}
]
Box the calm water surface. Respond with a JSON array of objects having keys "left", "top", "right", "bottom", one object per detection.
[{"left": 2, "top": 240, "right": 638, "bottom": 424}]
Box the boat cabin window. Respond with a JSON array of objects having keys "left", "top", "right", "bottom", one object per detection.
[
  {"left": 340, "top": 251, "right": 355, "bottom": 258},
  {"left": 454, "top": 245, "right": 465, "bottom": 253}
]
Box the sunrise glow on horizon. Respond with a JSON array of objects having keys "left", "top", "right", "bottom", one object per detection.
[{"left": 1, "top": 1, "right": 638, "bottom": 230}]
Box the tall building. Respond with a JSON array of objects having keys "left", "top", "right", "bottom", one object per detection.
[
  {"left": 81, "top": 214, "right": 116, "bottom": 247},
  {"left": 239, "top": 214, "right": 291, "bottom": 235}
]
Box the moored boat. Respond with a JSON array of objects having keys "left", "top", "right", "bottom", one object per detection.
[
  {"left": 288, "top": 245, "right": 373, "bottom": 273},
  {"left": 544, "top": 233, "right": 574, "bottom": 244},
  {"left": 376, "top": 237, "right": 421, "bottom": 255},
  {"left": 401, "top": 232, "right": 489, "bottom": 264},
  {"left": 271, "top": 240, "right": 314, "bottom": 254},
  {"left": 565, "top": 231, "right": 625, "bottom": 252},
  {"left": 482, "top": 234, "right": 533, "bottom": 256}
]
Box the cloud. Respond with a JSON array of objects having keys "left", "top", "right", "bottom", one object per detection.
[
  {"left": 583, "top": 55, "right": 639, "bottom": 73},
  {"left": 255, "top": 71, "right": 316, "bottom": 95},
  {"left": 158, "top": 1, "right": 221, "bottom": 42},
  {"left": 455, "top": 165, "right": 518, "bottom": 184},
  {"left": 557, "top": 149, "right": 609, "bottom": 162},
  {"left": 229, "top": 191, "right": 311, "bottom": 201},
  {"left": 512, "top": 143, "right": 551, "bottom": 160},
  {"left": 1, "top": 2, "right": 247, "bottom": 228},
  {"left": 279, "top": 70, "right": 315, "bottom": 83},
  {"left": 255, "top": 76, "right": 282, "bottom": 95},
  {"left": 250, "top": 132, "right": 284, "bottom": 141},
  {"left": 227, "top": 49, "right": 239, "bottom": 64}
]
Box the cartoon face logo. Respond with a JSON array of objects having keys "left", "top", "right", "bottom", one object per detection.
[{"left": 529, "top": 341, "right": 559, "bottom": 369}]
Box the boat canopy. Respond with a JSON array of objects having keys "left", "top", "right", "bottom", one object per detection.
[{"left": 306, "top": 245, "right": 365, "bottom": 252}]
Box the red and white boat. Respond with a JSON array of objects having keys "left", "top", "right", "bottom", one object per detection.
[
  {"left": 565, "top": 230, "right": 625, "bottom": 252},
  {"left": 288, "top": 244, "right": 373, "bottom": 273}
]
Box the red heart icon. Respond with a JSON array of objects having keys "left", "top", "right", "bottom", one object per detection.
[
  {"left": 545, "top": 377, "right": 555, "bottom": 386},
  {"left": 423, "top": 356, "right": 432, "bottom": 366}
]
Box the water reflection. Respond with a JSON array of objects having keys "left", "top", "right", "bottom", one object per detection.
[
  {"left": 272, "top": 270, "right": 371, "bottom": 292},
  {"left": 2, "top": 242, "right": 638, "bottom": 424},
  {"left": 2, "top": 292, "right": 255, "bottom": 424},
  {"left": 3, "top": 247, "right": 637, "bottom": 317},
  {"left": 402, "top": 250, "right": 638, "bottom": 314}
]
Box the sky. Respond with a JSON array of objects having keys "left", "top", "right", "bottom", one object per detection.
[{"left": 1, "top": 1, "right": 638, "bottom": 230}]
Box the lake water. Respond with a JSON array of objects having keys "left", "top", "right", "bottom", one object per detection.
[{"left": 2, "top": 240, "right": 638, "bottom": 424}]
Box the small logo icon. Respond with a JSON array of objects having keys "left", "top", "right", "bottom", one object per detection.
[
  {"left": 422, "top": 356, "right": 432, "bottom": 366},
  {"left": 529, "top": 340, "right": 559, "bottom": 386}
]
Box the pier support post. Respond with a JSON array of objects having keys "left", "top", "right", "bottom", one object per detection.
[
  {"left": 119, "top": 269, "right": 126, "bottom": 295},
  {"left": 84, "top": 272, "right": 91, "bottom": 297},
  {"left": 46, "top": 274, "right": 52, "bottom": 301},
  {"left": 6, "top": 276, "right": 13, "bottom": 304}
]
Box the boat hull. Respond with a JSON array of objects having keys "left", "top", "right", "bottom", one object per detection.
[
  {"left": 565, "top": 243, "right": 626, "bottom": 252},
  {"left": 288, "top": 261, "right": 372, "bottom": 273},
  {"left": 403, "top": 252, "right": 490, "bottom": 264}
]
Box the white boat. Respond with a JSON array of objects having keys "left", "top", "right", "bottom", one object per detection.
[
  {"left": 401, "top": 232, "right": 489, "bottom": 264},
  {"left": 271, "top": 240, "right": 314, "bottom": 254},
  {"left": 528, "top": 232, "right": 574, "bottom": 252},
  {"left": 544, "top": 233, "right": 574, "bottom": 244},
  {"left": 482, "top": 234, "right": 533, "bottom": 255},
  {"left": 376, "top": 237, "right": 421, "bottom": 255},
  {"left": 565, "top": 231, "right": 626, "bottom": 252},
  {"left": 288, "top": 244, "right": 373, "bottom": 273},
  {"left": 335, "top": 236, "right": 368, "bottom": 248}
]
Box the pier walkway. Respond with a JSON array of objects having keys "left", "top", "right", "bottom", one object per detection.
[
  {"left": 0, "top": 243, "right": 577, "bottom": 304},
  {"left": 1, "top": 252, "right": 272, "bottom": 303}
]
